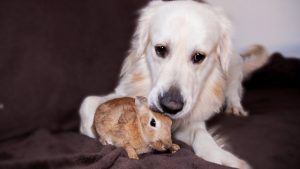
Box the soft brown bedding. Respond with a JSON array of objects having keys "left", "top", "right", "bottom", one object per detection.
[{"left": 0, "top": 1, "right": 299, "bottom": 169}]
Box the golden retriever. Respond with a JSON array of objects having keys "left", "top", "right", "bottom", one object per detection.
[{"left": 79, "top": 1, "right": 268, "bottom": 168}]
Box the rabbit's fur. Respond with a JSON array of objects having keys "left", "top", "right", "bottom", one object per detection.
[{"left": 94, "top": 96, "right": 180, "bottom": 159}]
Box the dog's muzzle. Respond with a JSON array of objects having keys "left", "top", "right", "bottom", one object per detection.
[{"left": 158, "top": 86, "right": 184, "bottom": 115}]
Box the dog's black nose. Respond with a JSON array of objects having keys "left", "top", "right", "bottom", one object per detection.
[{"left": 159, "top": 86, "right": 184, "bottom": 115}]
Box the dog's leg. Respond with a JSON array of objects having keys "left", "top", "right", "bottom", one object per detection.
[
  {"left": 224, "top": 55, "right": 248, "bottom": 117},
  {"left": 191, "top": 123, "right": 251, "bottom": 169},
  {"left": 225, "top": 73, "right": 248, "bottom": 116},
  {"left": 225, "top": 45, "right": 269, "bottom": 117},
  {"left": 79, "top": 93, "right": 121, "bottom": 138}
]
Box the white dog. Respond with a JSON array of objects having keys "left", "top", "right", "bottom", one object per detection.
[{"left": 79, "top": 1, "right": 269, "bottom": 168}]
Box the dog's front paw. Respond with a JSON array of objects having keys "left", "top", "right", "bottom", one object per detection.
[
  {"left": 199, "top": 149, "right": 251, "bottom": 169},
  {"left": 225, "top": 105, "right": 248, "bottom": 117},
  {"left": 221, "top": 153, "right": 251, "bottom": 169}
]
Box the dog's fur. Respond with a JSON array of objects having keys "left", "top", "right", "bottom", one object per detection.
[{"left": 79, "top": 1, "right": 268, "bottom": 168}]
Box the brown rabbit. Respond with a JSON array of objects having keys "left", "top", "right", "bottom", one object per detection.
[{"left": 93, "top": 96, "right": 180, "bottom": 159}]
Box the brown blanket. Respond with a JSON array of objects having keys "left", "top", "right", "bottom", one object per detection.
[
  {"left": 0, "top": 129, "right": 228, "bottom": 169},
  {"left": 0, "top": 0, "right": 300, "bottom": 169}
]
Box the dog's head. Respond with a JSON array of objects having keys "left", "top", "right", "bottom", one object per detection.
[{"left": 132, "top": 0, "right": 232, "bottom": 118}]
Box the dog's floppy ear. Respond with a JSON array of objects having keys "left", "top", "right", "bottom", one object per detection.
[
  {"left": 131, "top": 0, "right": 163, "bottom": 57},
  {"left": 215, "top": 8, "right": 233, "bottom": 75}
]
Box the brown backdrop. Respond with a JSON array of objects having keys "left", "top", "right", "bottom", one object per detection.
[{"left": 0, "top": 1, "right": 300, "bottom": 169}]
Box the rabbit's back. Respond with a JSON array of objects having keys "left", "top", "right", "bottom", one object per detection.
[{"left": 94, "top": 97, "right": 139, "bottom": 146}]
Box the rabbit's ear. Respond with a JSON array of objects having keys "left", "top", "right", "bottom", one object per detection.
[{"left": 135, "top": 96, "right": 148, "bottom": 108}]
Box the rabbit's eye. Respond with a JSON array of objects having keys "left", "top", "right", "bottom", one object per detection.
[{"left": 150, "top": 118, "right": 156, "bottom": 127}]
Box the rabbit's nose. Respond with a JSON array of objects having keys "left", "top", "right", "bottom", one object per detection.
[{"left": 159, "top": 86, "right": 184, "bottom": 115}]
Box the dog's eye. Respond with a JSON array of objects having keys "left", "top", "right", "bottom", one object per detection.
[
  {"left": 155, "top": 45, "right": 168, "bottom": 58},
  {"left": 150, "top": 118, "right": 156, "bottom": 127},
  {"left": 191, "top": 52, "right": 206, "bottom": 64}
]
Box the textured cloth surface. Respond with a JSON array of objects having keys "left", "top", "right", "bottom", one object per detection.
[
  {"left": 0, "top": 130, "right": 226, "bottom": 169},
  {"left": 0, "top": 0, "right": 300, "bottom": 169}
]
